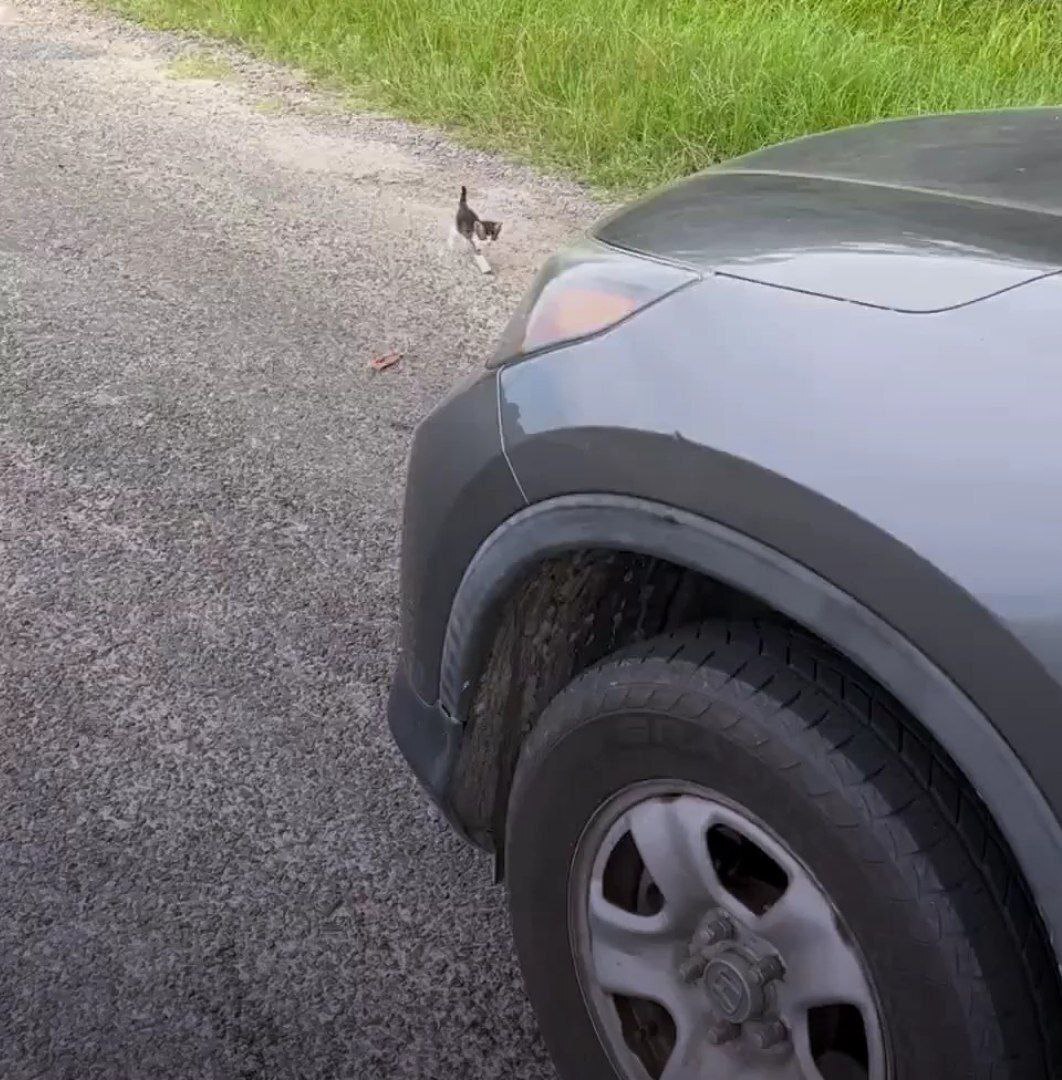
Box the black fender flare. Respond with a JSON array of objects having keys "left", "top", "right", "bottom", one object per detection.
[{"left": 440, "top": 493, "right": 1062, "bottom": 953}]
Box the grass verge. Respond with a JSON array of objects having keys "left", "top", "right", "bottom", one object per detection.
[{"left": 102, "top": 0, "right": 1062, "bottom": 190}]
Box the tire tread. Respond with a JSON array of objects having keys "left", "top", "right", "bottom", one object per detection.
[{"left": 513, "top": 619, "right": 1062, "bottom": 1077}]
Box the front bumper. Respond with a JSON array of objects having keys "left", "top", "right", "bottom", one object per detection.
[
  {"left": 394, "top": 368, "right": 525, "bottom": 703},
  {"left": 389, "top": 367, "right": 526, "bottom": 844}
]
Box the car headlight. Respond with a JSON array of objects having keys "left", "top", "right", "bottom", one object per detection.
[{"left": 489, "top": 239, "right": 697, "bottom": 369}]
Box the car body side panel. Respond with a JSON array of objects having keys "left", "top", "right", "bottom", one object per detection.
[{"left": 498, "top": 272, "right": 1062, "bottom": 823}]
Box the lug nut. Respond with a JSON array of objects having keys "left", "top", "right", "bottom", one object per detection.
[
  {"left": 749, "top": 955, "right": 784, "bottom": 986},
  {"left": 692, "top": 910, "right": 734, "bottom": 949},
  {"left": 747, "top": 1019, "right": 788, "bottom": 1049},
  {"left": 706, "top": 1017, "right": 740, "bottom": 1045},
  {"left": 678, "top": 953, "right": 708, "bottom": 983}
]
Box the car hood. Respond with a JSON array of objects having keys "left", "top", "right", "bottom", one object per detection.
[{"left": 594, "top": 108, "right": 1062, "bottom": 312}]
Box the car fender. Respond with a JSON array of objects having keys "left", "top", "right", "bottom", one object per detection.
[{"left": 440, "top": 492, "right": 1062, "bottom": 954}]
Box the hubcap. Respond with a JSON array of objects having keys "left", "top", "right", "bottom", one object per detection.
[{"left": 568, "top": 781, "right": 887, "bottom": 1080}]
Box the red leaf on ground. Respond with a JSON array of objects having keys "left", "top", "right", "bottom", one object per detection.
[{"left": 368, "top": 350, "right": 402, "bottom": 372}]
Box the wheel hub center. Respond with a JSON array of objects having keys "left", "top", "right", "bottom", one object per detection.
[{"left": 702, "top": 950, "right": 764, "bottom": 1023}]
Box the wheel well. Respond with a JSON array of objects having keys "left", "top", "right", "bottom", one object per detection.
[
  {"left": 448, "top": 548, "right": 783, "bottom": 848},
  {"left": 445, "top": 543, "right": 1043, "bottom": 901},
  {"left": 438, "top": 498, "right": 1062, "bottom": 989}
]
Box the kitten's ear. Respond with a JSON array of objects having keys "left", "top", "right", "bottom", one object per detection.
[
  {"left": 460, "top": 185, "right": 467, "bottom": 202},
  {"left": 492, "top": 221, "right": 502, "bottom": 239}
]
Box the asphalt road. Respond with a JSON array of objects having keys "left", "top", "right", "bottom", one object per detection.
[{"left": 0, "top": 3, "right": 599, "bottom": 1076}]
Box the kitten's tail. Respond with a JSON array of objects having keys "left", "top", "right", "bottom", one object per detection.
[{"left": 459, "top": 185, "right": 467, "bottom": 204}]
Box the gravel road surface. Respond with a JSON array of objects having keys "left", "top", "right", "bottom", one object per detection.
[{"left": 0, "top": 3, "right": 600, "bottom": 1076}]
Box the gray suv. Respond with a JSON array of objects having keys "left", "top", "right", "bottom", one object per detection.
[{"left": 389, "top": 109, "right": 1062, "bottom": 1080}]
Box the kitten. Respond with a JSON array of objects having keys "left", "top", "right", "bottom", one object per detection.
[{"left": 452, "top": 186, "right": 502, "bottom": 250}]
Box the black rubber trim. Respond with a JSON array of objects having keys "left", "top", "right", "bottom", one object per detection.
[{"left": 439, "top": 493, "right": 1062, "bottom": 956}]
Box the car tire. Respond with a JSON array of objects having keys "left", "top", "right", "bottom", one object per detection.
[{"left": 506, "top": 621, "right": 1062, "bottom": 1080}]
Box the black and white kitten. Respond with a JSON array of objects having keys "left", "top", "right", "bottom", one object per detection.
[{"left": 452, "top": 186, "right": 502, "bottom": 249}]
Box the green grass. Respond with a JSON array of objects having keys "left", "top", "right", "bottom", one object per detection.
[{"left": 106, "top": 0, "right": 1062, "bottom": 190}]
